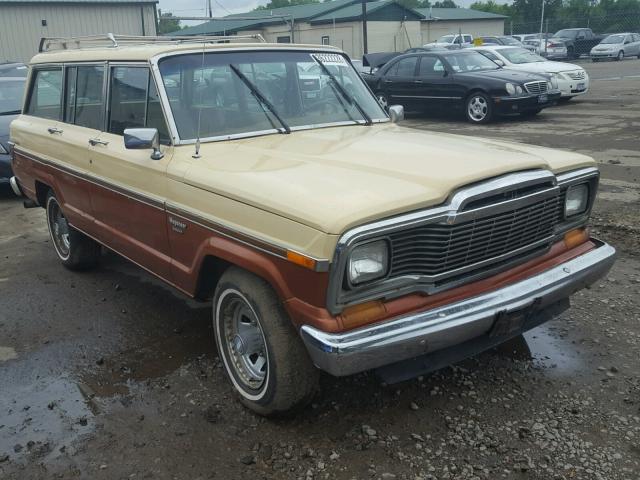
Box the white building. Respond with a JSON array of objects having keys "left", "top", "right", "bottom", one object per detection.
[
  {"left": 0, "top": 0, "right": 158, "bottom": 63},
  {"left": 177, "top": 0, "right": 506, "bottom": 59}
]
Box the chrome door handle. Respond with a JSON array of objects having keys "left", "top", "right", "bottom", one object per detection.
[
  {"left": 89, "top": 138, "right": 109, "bottom": 146},
  {"left": 47, "top": 127, "right": 63, "bottom": 134},
  {"left": 414, "top": 80, "right": 423, "bottom": 83}
]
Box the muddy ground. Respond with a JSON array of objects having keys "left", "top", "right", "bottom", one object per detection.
[{"left": 1, "top": 59, "right": 639, "bottom": 480}]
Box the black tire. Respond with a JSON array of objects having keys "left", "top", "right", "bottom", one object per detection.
[
  {"left": 567, "top": 47, "right": 576, "bottom": 60},
  {"left": 616, "top": 50, "right": 624, "bottom": 61},
  {"left": 213, "top": 267, "right": 319, "bottom": 416},
  {"left": 465, "top": 91, "right": 493, "bottom": 124},
  {"left": 45, "top": 191, "right": 101, "bottom": 270},
  {"left": 375, "top": 91, "right": 389, "bottom": 110}
]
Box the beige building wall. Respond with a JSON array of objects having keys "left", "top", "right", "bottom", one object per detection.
[
  {"left": 0, "top": 3, "right": 157, "bottom": 63},
  {"left": 420, "top": 19, "right": 505, "bottom": 44}
]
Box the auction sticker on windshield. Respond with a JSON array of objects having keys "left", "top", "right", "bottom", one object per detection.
[{"left": 311, "top": 53, "right": 348, "bottom": 66}]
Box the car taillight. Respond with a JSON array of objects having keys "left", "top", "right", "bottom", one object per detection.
[{"left": 548, "top": 42, "right": 562, "bottom": 48}]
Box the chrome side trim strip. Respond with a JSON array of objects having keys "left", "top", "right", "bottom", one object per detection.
[
  {"left": 302, "top": 241, "right": 616, "bottom": 376},
  {"left": 393, "top": 95, "right": 463, "bottom": 100}
]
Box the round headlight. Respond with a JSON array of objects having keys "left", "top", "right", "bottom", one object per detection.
[
  {"left": 547, "top": 81, "right": 553, "bottom": 90},
  {"left": 550, "top": 74, "right": 559, "bottom": 89},
  {"left": 516, "top": 85, "right": 523, "bottom": 95},
  {"left": 348, "top": 240, "right": 389, "bottom": 285},
  {"left": 505, "top": 82, "right": 516, "bottom": 95},
  {"left": 565, "top": 184, "right": 589, "bottom": 217}
]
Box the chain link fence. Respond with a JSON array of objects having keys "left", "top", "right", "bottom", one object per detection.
[{"left": 508, "top": 12, "right": 640, "bottom": 36}]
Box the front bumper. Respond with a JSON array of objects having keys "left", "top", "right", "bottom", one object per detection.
[
  {"left": 558, "top": 77, "right": 589, "bottom": 97},
  {"left": 494, "top": 91, "right": 561, "bottom": 114},
  {"left": 300, "top": 240, "right": 615, "bottom": 377},
  {"left": 591, "top": 51, "right": 617, "bottom": 58}
]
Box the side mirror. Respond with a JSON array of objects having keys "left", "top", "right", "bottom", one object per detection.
[
  {"left": 124, "top": 128, "right": 164, "bottom": 160},
  {"left": 388, "top": 105, "right": 404, "bottom": 123},
  {"left": 494, "top": 59, "right": 505, "bottom": 67}
]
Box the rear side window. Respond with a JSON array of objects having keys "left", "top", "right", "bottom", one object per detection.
[
  {"left": 108, "top": 66, "right": 170, "bottom": 143},
  {"left": 26, "top": 68, "right": 63, "bottom": 120},
  {"left": 388, "top": 57, "right": 417, "bottom": 77}
]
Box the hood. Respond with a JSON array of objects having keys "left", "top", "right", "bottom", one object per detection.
[
  {"left": 506, "top": 61, "right": 582, "bottom": 74},
  {"left": 0, "top": 113, "right": 18, "bottom": 145},
  {"left": 458, "top": 68, "right": 548, "bottom": 83},
  {"left": 178, "top": 124, "right": 595, "bottom": 234}
]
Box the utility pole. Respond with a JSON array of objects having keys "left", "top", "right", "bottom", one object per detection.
[
  {"left": 207, "top": 0, "right": 213, "bottom": 18},
  {"left": 361, "top": 0, "right": 368, "bottom": 55},
  {"left": 539, "top": 0, "right": 545, "bottom": 41}
]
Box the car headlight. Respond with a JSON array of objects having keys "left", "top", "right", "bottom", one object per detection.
[
  {"left": 348, "top": 240, "right": 389, "bottom": 285},
  {"left": 505, "top": 82, "right": 516, "bottom": 95},
  {"left": 547, "top": 81, "right": 553, "bottom": 90},
  {"left": 0, "top": 143, "right": 7, "bottom": 155},
  {"left": 549, "top": 74, "right": 559, "bottom": 89},
  {"left": 515, "top": 85, "right": 523, "bottom": 94},
  {"left": 565, "top": 184, "right": 589, "bottom": 217}
]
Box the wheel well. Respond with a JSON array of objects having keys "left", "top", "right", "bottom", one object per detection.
[
  {"left": 35, "top": 181, "right": 51, "bottom": 207},
  {"left": 465, "top": 88, "right": 487, "bottom": 101},
  {"left": 194, "top": 255, "right": 232, "bottom": 301}
]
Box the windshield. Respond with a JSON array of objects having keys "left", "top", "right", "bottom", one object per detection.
[
  {"left": 554, "top": 29, "right": 578, "bottom": 39},
  {"left": 601, "top": 34, "right": 625, "bottom": 44},
  {"left": 500, "top": 48, "right": 546, "bottom": 64},
  {"left": 0, "top": 79, "right": 25, "bottom": 114},
  {"left": 443, "top": 51, "right": 500, "bottom": 72},
  {"left": 158, "top": 51, "right": 386, "bottom": 141},
  {"left": 437, "top": 35, "right": 455, "bottom": 44}
]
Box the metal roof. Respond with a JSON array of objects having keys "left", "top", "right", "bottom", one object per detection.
[
  {"left": 311, "top": 0, "right": 424, "bottom": 24},
  {"left": 415, "top": 7, "right": 507, "bottom": 21}
]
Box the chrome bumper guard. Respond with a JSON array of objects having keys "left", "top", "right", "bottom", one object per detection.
[
  {"left": 300, "top": 241, "right": 616, "bottom": 377},
  {"left": 9, "top": 176, "right": 22, "bottom": 197}
]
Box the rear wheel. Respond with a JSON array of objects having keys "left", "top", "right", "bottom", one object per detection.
[
  {"left": 465, "top": 92, "right": 493, "bottom": 123},
  {"left": 375, "top": 91, "right": 389, "bottom": 110},
  {"left": 45, "top": 191, "right": 101, "bottom": 270},
  {"left": 213, "top": 267, "right": 319, "bottom": 416},
  {"left": 616, "top": 50, "right": 624, "bottom": 61}
]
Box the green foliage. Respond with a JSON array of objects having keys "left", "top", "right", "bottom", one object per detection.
[
  {"left": 255, "top": 0, "right": 320, "bottom": 9},
  {"left": 158, "top": 12, "right": 182, "bottom": 35}
]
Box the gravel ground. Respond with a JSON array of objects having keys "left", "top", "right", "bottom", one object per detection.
[{"left": 0, "top": 59, "right": 639, "bottom": 480}]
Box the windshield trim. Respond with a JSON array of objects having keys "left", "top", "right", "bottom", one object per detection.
[{"left": 150, "top": 47, "right": 389, "bottom": 145}]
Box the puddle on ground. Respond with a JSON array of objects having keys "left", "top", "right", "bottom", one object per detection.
[
  {"left": 495, "top": 324, "right": 584, "bottom": 375},
  {"left": 0, "top": 346, "right": 17, "bottom": 362},
  {"left": 0, "top": 376, "right": 95, "bottom": 462}
]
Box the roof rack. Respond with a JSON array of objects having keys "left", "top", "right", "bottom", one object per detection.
[{"left": 38, "top": 33, "right": 266, "bottom": 53}]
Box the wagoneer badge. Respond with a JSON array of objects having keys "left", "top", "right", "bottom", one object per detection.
[{"left": 169, "top": 217, "right": 187, "bottom": 234}]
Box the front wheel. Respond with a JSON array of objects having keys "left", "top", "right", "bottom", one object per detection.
[
  {"left": 465, "top": 92, "right": 493, "bottom": 123},
  {"left": 45, "top": 191, "right": 101, "bottom": 270},
  {"left": 616, "top": 50, "right": 624, "bottom": 61},
  {"left": 213, "top": 267, "right": 319, "bottom": 416}
]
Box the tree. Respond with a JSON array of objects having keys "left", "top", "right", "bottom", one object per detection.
[
  {"left": 433, "top": 0, "right": 458, "bottom": 7},
  {"left": 255, "top": 0, "right": 320, "bottom": 9},
  {"left": 158, "top": 12, "right": 182, "bottom": 34},
  {"left": 469, "top": 0, "right": 512, "bottom": 16}
]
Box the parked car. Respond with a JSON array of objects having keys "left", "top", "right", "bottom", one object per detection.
[
  {"left": 474, "top": 46, "right": 588, "bottom": 100},
  {"left": 424, "top": 33, "right": 474, "bottom": 49},
  {"left": 590, "top": 33, "right": 640, "bottom": 61},
  {"left": 511, "top": 34, "right": 549, "bottom": 43},
  {"left": 479, "top": 35, "right": 536, "bottom": 52},
  {"left": 0, "top": 77, "right": 26, "bottom": 187},
  {"left": 550, "top": 28, "right": 606, "bottom": 59},
  {"left": 11, "top": 35, "right": 615, "bottom": 415},
  {"left": 363, "top": 50, "right": 560, "bottom": 123},
  {"left": 0, "top": 62, "right": 28, "bottom": 78},
  {"left": 522, "top": 38, "right": 569, "bottom": 59}
]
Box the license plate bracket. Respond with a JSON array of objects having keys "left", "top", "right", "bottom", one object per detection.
[
  {"left": 538, "top": 94, "right": 549, "bottom": 104},
  {"left": 489, "top": 302, "right": 538, "bottom": 338}
]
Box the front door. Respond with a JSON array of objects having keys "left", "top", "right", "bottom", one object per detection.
[
  {"left": 414, "top": 55, "right": 455, "bottom": 111},
  {"left": 88, "top": 65, "right": 174, "bottom": 280},
  {"left": 382, "top": 56, "right": 419, "bottom": 110}
]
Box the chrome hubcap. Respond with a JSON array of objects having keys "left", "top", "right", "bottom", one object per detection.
[
  {"left": 48, "top": 200, "right": 70, "bottom": 258},
  {"left": 220, "top": 294, "right": 267, "bottom": 390},
  {"left": 468, "top": 96, "right": 488, "bottom": 121}
]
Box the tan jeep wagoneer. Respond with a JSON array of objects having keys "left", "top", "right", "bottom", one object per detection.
[{"left": 10, "top": 35, "right": 615, "bottom": 415}]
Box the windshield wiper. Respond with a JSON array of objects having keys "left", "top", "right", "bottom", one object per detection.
[
  {"left": 312, "top": 56, "right": 373, "bottom": 126},
  {"left": 0, "top": 110, "right": 21, "bottom": 116},
  {"left": 229, "top": 64, "right": 290, "bottom": 134}
]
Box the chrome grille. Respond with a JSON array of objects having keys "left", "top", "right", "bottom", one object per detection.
[
  {"left": 524, "top": 81, "right": 548, "bottom": 94},
  {"left": 566, "top": 70, "right": 585, "bottom": 80},
  {"left": 388, "top": 196, "right": 560, "bottom": 278}
]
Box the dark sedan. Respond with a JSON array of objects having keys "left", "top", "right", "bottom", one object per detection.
[
  {"left": 0, "top": 77, "right": 26, "bottom": 187},
  {"left": 363, "top": 50, "right": 561, "bottom": 123}
]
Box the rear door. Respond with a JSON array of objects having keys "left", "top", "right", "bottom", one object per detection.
[
  {"left": 382, "top": 56, "right": 419, "bottom": 109},
  {"left": 87, "top": 64, "right": 174, "bottom": 280}
]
